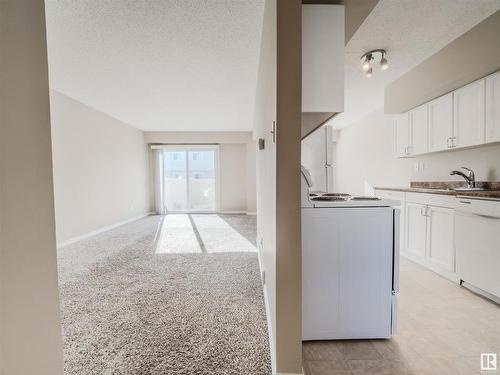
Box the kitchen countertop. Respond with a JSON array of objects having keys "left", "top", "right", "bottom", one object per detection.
[{"left": 375, "top": 181, "right": 500, "bottom": 199}]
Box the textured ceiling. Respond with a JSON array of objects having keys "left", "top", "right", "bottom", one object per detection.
[
  {"left": 45, "top": 0, "right": 265, "bottom": 131},
  {"left": 329, "top": 0, "right": 500, "bottom": 129}
]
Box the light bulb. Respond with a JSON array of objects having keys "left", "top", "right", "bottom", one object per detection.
[
  {"left": 380, "top": 56, "right": 389, "bottom": 71},
  {"left": 361, "top": 58, "right": 370, "bottom": 71},
  {"left": 365, "top": 67, "right": 373, "bottom": 78}
]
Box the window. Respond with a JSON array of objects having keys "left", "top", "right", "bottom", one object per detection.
[{"left": 162, "top": 149, "right": 217, "bottom": 212}]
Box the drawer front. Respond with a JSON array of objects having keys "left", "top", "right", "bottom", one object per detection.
[{"left": 405, "top": 192, "right": 455, "bottom": 208}]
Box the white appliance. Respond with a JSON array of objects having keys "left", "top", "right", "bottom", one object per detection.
[
  {"left": 301, "top": 126, "right": 334, "bottom": 192},
  {"left": 455, "top": 196, "right": 500, "bottom": 300},
  {"left": 301, "top": 167, "right": 399, "bottom": 340}
]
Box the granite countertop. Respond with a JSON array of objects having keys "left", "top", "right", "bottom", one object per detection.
[{"left": 375, "top": 181, "right": 500, "bottom": 199}]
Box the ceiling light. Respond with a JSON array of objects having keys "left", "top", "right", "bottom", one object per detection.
[
  {"left": 360, "top": 49, "right": 388, "bottom": 77},
  {"left": 361, "top": 55, "right": 371, "bottom": 71},
  {"left": 380, "top": 54, "right": 389, "bottom": 71}
]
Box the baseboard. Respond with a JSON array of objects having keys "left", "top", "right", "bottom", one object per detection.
[
  {"left": 460, "top": 282, "right": 500, "bottom": 305},
  {"left": 258, "top": 250, "right": 304, "bottom": 375},
  {"left": 401, "top": 252, "right": 459, "bottom": 283},
  {"left": 57, "top": 212, "right": 155, "bottom": 248}
]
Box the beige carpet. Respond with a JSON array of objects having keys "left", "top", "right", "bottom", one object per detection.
[{"left": 57, "top": 214, "right": 271, "bottom": 375}]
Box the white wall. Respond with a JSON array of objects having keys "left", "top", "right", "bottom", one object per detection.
[
  {"left": 253, "top": 0, "right": 277, "bottom": 371},
  {"left": 219, "top": 143, "right": 248, "bottom": 212},
  {"left": 0, "top": 1, "right": 64, "bottom": 373},
  {"left": 50, "top": 90, "right": 151, "bottom": 243},
  {"left": 246, "top": 142, "right": 257, "bottom": 213},
  {"left": 333, "top": 107, "right": 500, "bottom": 195}
]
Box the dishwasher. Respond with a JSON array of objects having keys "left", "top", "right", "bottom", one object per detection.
[{"left": 455, "top": 196, "right": 500, "bottom": 300}]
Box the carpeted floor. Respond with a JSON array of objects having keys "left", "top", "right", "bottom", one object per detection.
[{"left": 57, "top": 214, "right": 272, "bottom": 375}]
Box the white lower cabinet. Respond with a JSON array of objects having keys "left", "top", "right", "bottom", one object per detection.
[
  {"left": 402, "top": 193, "right": 456, "bottom": 280},
  {"left": 405, "top": 202, "right": 427, "bottom": 259},
  {"left": 426, "top": 206, "right": 455, "bottom": 273},
  {"left": 375, "top": 190, "right": 457, "bottom": 280}
]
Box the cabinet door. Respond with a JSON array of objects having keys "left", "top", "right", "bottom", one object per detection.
[
  {"left": 395, "top": 113, "right": 410, "bottom": 157},
  {"left": 405, "top": 202, "right": 427, "bottom": 259},
  {"left": 486, "top": 71, "right": 500, "bottom": 143},
  {"left": 428, "top": 93, "right": 453, "bottom": 152},
  {"left": 374, "top": 190, "right": 406, "bottom": 254},
  {"left": 453, "top": 79, "right": 485, "bottom": 148},
  {"left": 409, "top": 104, "right": 428, "bottom": 155},
  {"left": 427, "top": 206, "right": 455, "bottom": 273}
]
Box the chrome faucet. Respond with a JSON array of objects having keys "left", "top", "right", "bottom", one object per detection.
[{"left": 450, "top": 167, "right": 475, "bottom": 188}]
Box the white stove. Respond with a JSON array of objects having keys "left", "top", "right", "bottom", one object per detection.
[
  {"left": 301, "top": 166, "right": 400, "bottom": 340},
  {"left": 302, "top": 167, "right": 393, "bottom": 208},
  {"left": 308, "top": 194, "right": 392, "bottom": 208}
]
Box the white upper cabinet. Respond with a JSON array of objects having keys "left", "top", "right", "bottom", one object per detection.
[
  {"left": 393, "top": 71, "right": 498, "bottom": 158},
  {"left": 302, "top": 4, "right": 344, "bottom": 113},
  {"left": 409, "top": 104, "right": 428, "bottom": 155},
  {"left": 453, "top": 79, "right": 485, "bottom": 148},
  {"left": 395, "top": 113, "right": 410, "bottom": 157},
  {"left": 486, "top": 71, "right": 500, "bottom": 143},
  {"left": 428, "top": 93, "right": 453, "bottom": 152}
]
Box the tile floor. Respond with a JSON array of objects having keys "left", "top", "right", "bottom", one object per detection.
[{"left": 302, "top": 258, "right": 500, "bottom": 375}]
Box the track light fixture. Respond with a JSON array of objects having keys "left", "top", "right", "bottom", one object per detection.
[
  {"left": 360, "top": 49, "right": 388, "bottom": 77},
  {"left": 361, "top": 54, "right": 372, "bottom": 71}
]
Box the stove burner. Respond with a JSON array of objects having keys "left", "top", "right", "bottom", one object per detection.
[
  {"left": 322, "top": 193, "right": 351, "bottom": 197},
  {"left": 311, "top": 196, "right": 348, "bottom": 201}
]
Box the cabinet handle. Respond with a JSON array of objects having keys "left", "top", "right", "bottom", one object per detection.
[
  {"left": 420, "top": 206, "right": 430, "bottom": 217},
  {"left": 450, "top": 136, "right": 457, "bottom": 148}
]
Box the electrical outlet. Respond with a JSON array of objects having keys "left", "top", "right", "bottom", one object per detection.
[
  {"left": 419, "top": 161, "right": 425, "bottom": 171},
  {"left": 413, "top": 162, "right": 419, "bottom": 172}
]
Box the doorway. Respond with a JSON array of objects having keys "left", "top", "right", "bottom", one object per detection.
[{"left": 162, "top": 145, "right": 219, "bottom": 213}]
